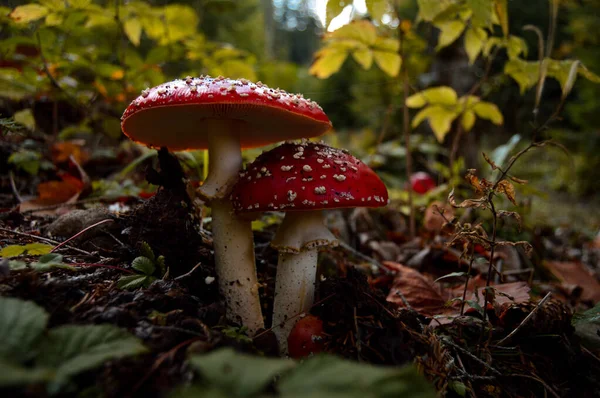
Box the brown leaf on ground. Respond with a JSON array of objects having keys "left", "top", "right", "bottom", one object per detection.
[
  {"left": 384, "top": 261, "right": 449, "bottom": 316},
  {"left": 19, "top": 173, "right": 84, "bottom": 215},
  {"left": 423, "top": 201, "right": 454, "bottom": 233},
  {"left": 545, "top": 261, "right": 600, "bottom": 303},
  {"left": 52, "top": 141, "right": 89, "bottom": 165}
]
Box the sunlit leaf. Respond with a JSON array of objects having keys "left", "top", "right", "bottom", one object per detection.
[
  {"left": 373, "top": 51, "right": 401, "bottom": 77},
  {"left": 461, "top": 110, "right": 476, "bottom": 132},
  {"left": 412, "top": 106, "right": 459, "bottom": 142},
  {"left": 10, "top": 4, "right": 49, "bottom": 23},
  {"left": 365, "top": 0, "right": 388, "bottom": 22},
  {"left": 326, "top": 0, "right": 350, "bottom": 25},
  {"left": 417, "top": 0, "right": 458, "bottom": 22},
  {"left": 435, "top": 20, "right": 466, "bottom": 50},
  {"left": 124, "top": 17, "right": 142, "bottom": 46},
  {"left": 406, "top": 86, "right": 458, "bottom": 108},
  {"left": 13, "top": 109, "right": 35, "bottom": 131},
  {"left": 328, "top": 20, "right": 377, "bottom": 46},
  {"left": 464, "top": 27, "right": 486, "bottom": 64},
  {"left": 466, "top": 0, "right": 494, "bottom": 28},
  {"left": 45, "top": 12, "right": 63, "bottom": 26},
  {"left": 352, "top": 48, "right": 373, "bottom": 69},
  {"left": 504, "top": 58, "right": 539, "bottom": 93},
  {"left": 309, "top": 48, "right": 348, "bottom": 79},
  {"left": 472, "top": 101, "right": 503, "bottom": 124}
]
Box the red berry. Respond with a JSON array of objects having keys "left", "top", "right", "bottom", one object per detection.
[
  {"left": 287, "top": 315, "right": 325, "bottom": 358},
  {"left": 410, "top": 172, "right": 436, "bottom": 194}
]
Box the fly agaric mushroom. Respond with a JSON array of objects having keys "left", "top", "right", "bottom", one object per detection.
[
  {"left": 121, "top": 76, "right": 331, "bottom": 335},
  {"left": 231, "top": 141, "right": 388, "bottom": 353}
]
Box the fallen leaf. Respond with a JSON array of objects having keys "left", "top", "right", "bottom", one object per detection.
[
  {"left": 545, "top": 261, "right": 600, "bottom": 303},
  {"left": 384, "top": 262, "right": 448, "bottom": 316},
  {"left": 19, "top": 173, "right": 84, "bottom": 215},
  {"left": 423, "top": 201, "right": 454, "bottom": 233},
  {"left": 51, "top": 141, "right": 89, "bottom": 165}
]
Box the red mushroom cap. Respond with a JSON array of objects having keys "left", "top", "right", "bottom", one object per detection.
[
  {"left": 121, "top": 76, "right": 331, "bottom": 151},
  {"left": 231, "top": 141, "right": 388, "bottom": 213},
  {"left": 287, "top": 315, "right": 325, "bottom": 359}
]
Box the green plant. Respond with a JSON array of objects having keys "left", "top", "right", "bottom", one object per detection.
[
  {"left": 170, "top": 347, "right": 436, "bottom": 398},
  {"left": 117, "top": 241, "right": 166, "bottom": 289},
  {"left": 220, "top": 326, "right": 253, "bottom": 344},
  {"left": 0, "top": 297, "right": 147, "bottom": 394}
]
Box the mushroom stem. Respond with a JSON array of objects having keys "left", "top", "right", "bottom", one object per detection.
[
  {"left": 271, "top": 211, "right": 337, "bottom": 355},
  {"left": 198, "top": 121, "right": 264, "bottom": 336}
]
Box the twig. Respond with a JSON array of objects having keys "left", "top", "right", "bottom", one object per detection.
[
  {"left": 173, "top": 262, "right": 204, "bottom": 281},
  {"left": 455, "top": 353, "right": 478, "bottom": 398},
  {"left": 337, "top": 241, "right": 391, "bottom": 275},
  {"left": 51, "top": 219, "right": 114, "bottom": 253},
  {"left": 460, "top": 247, "right": 475, "bottom": 316},
  {"left": 507, "top": 374, "right": 560, "bottom": 398},
  {"left": 496, "top": 292, "right": 552, "bottom": 346},
  {"left": 0, "top": 227, "right": 93, "bottom": 256},
  {"left": 353, "top": 306, "right": 362, "bottom": 361},
  {"left": 20, "top": 197, "right": 104, "bottom": 214},
  {"left": 582, "top": 346, "right": 600, "bottom": 365},
  {"left": 443, "top": 338, "right": 502, "bottom": 376},
  {"left": 9, "top": 171, "right": 22, "bottom": 203},
  {"left": 74, "top": 263, "right": 134, "bottom": 274}
]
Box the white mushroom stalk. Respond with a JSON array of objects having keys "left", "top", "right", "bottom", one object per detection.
[
  {"left": 271, "top": 211, "right": 338, "bottom": 354},
  {"left": 197, "top": 120, "right": 264, "bottom": 336}
]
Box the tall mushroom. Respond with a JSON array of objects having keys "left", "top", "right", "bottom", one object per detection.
[
  {"left": 121, "top": 76, "right": 331, "bottom": 335},
  {"left": 231, "top": 141, "right": 388, "bottom": 352}
]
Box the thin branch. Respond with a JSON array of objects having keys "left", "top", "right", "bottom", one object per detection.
[
  {"left": 50, "top": 219, "right": 114, "bottom": 253},
  {"left": 0, "top": 227, "right": 94, "bottom": 256},
  {"left": 496, "top": 292, "right": 552, "bottom": 346}
]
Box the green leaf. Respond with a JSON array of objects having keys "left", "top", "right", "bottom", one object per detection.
[
  {"left": 0, "top": 360, "right": 51, "bottom": 387},
  {"left": 504, "top": 58, "right": 539, "bottom": 94},
  {"left": 326, "top": 0, "right": 350, "bottom": 25},
  {"left": 365, "top": 0, "right": 388, "bottom": 22},
  {"left": 434, "top": 272, "right": 468, "bottom": 283},
  {"left": 0, "top": 297, "right": 49, "bottom": 363},
  {"left": 45, "top": 12, "right": 63, "bottom": 26},
  {"left": 124, "top": 17, "right": 142, "bottom": 46},
  {"left": 464, "top": 27, "right": 487, "bottom": 64},
  {"left": 8, "top": 149, "right": 42, "bottom": 175},
  {"left": 139, "top": 241, "right": 155, "bottom": 262},
  {"left": 278, "top": 355, "right": 436, "bottom": 398},
  {"left": 117, "top": 274, "right": 153, "bottom": 290},
  {"left": 472, "top": 101, "right": 503, "bottom": 124},
  {"left": 435, "top": 20, "right": 466, "bottom": 50},
  {"left": 572, "top": 303, "right": 600, "bottom": 350},
  {"left": 406, "top": 86, "right": 458, "bottom": 108},
  {"left": 466, "top": 0, "right": 494, "bottom": 28},
  {"left": 417, "top": 0, "right": 458, "bottom": 22},
  {"left": 156, "top": 255, "right": 166, "bottom": 276},
  {"left": 310, "top": 48, "right": 348, "bottom": 79},
  {"left": 132, "top": 256, "right": 155, "bottom": 275},
  {"left": 189, "top": 348, "right": 295, "bottom": 397},
  {"left": 373, "top": 50, "right": 401, "bottom": 77},
  {"left": 10, "top": 4, "right": 49, "bottom": 23},
  {"left": 13, "top": 109, "right": 35, "bottom": 131},
  {"left": 37, "top": 324, "right": 147, "bottom": 385}
]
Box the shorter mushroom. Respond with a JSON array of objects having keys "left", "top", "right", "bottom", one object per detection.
[{"left": 231, "top": 140, "right": 388, "bottom": 354}]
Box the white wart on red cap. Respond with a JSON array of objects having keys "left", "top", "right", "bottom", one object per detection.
[
  {"left": 231, "top": 140, "right": 389, "bottom": 213},
  {"left": 121, "top": 76, "right": 331, "bottom": 151}
]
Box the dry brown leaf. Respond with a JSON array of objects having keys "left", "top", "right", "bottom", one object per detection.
[
  {"left": 384, "top": 261, "right": 448, "bottom": 316},
  {"left": 545, "top": 261, "right": 600, "bottom": 303},
  {"left": 496, "top": 179, "right": 517, "bottom": 205},
  {"left": 19, "top": 173, "right": 84, "bottom": 215},
  {"left": 51, "top": 141, "right": 89, "bottom": 165},
  {"left": 482, "top": 152, "right": 498, "bottom": 170},
  {"left": 423, "top": 201, "right": 454, "bottom": 233},
  {"left": 448, "top": 189, "right": 488, "bottom": 209}
]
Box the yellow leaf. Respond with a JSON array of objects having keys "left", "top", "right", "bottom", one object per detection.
[
  {"left": 417, "top": 0, "right": 458, "bottom": 22},
  {"left": 435, "top": 20, "right": 466, "bottom": 50},
  {"left": 365, "top": 0, "right": 388, "bottom": 22},
  {"left": 0, "top": 245, "right": 26, "bottom": 258},
  {"left": 461, "top": 110, "right": 476, "bottom": 132},
  {"left": 373, "top": 50, "right": 401, "bottom": 77},
  {"left": 466, "top": 0, "right": 494, "bottom": 28},
  {"left": 352, "top": 48, "right": 373, "bottom": 70},
  {"left": 329, "top": 20, "right": 377, "bottom": 46},
  {"left": 45, "top": 12, "right": 63, "bottom": 26},
  {"left": 472, "top": 101, "right": 503, "bottom": 124},
  {"left": 220, "top": 60, "right": 257, "bottom": 81},
  {"left": 406, "top": 86, "right": 458, "bottom": 108},
  {"left": 160, "top": 5, "right": 198, "bottom": 45},
  {"left": 10, "top": 4, "right": 49, "bottom": 23},
  {"left": 327, "top": 0, "right": 350, "bottom": 25},
  {"left": 412, "top": 105, "right": 460, "bottom": 142},
  {"left": 23, "top": 243, "right": 54, "bottom": 255},
  {"left": 373, "top": 37, "right": 400, "bottom": 52},
  {"left": 124, "top": 17, "right": 142, "bottom": 46},
  {"left": 464, "top": 27, "right": 487, "bottom": 64},
  {"left": 504, "top": 58, "right": 539, "bottom": 94},
  {"left": 506, "top": 35, "right": 527, "bottom": 60},
  {"left": 495, "top": 0, "right": 509, "bottom": 37},
  {"left": 309, "top": 48, "right": 348, "bottom": 79}
]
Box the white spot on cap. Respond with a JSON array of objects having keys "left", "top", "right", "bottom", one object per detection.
[
  {"left": 314, "top": 186, "right": 326, "bottom": 195},
  {"left": 287, "top": 190, "right": 297, "bottom": 201},
  {"left": 281, "top": 165, "right": 293, "bottom": 171},
  {"left": 303, "top": 165, "right": 313, "bottom": 172},
  {"left": 333, "top": 174, "right": 346, "bottom": 181}
]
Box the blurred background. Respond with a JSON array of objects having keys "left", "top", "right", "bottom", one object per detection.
[{"left": 1, "top": 0, "right": 599, "bottom": 234}]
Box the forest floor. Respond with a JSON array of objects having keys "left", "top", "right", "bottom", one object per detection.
[{"left": 1, "top": 145, "right": 600, "bottom": 397}]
